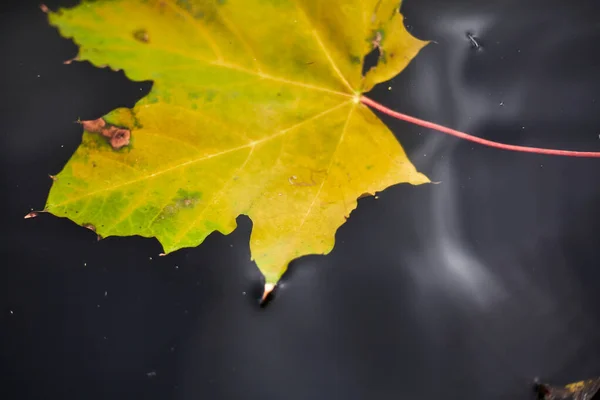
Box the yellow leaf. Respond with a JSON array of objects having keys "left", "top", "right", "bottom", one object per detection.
[{"left": 44, "top": 0, "right": 429, "bottom": 284}]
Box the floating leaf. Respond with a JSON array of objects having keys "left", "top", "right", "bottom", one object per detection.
[{"left": 43, "top": 0, "right": 429, "bottom": 285}]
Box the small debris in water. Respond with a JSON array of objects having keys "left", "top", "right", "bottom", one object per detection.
[
  {"left": 534, "top": 377, "right": 600, "bottom": 400},
  {"left": 466, "top": 32, "right": 480, "bottom": 49},
  {"left": 146, "top": 371, "right": 157, "bottom": 378}
]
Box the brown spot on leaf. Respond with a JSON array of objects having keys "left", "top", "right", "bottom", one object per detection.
[
  {"left": 80, "top": 118, "right": 131, "bottom": 150},
  {"left": 133, "top": 29, "right": 149, "bottom": 43},
  {"left": 100, "top": 128, "right": 113, "bottom": 138},
  {"left": 80, "top": 118, "right": 106, "bottom": 133},
  {"left": 108, "top": 128, "right": 131, "bottom": 149}
]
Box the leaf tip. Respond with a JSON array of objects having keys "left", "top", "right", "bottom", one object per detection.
[
  {"left": 260, "top": 283, "right": 276, "bottom": 305},
  {"left": 24, "top": 211, "right": 39, "bottom": 219},
  {"left": 82, "top": 223, "right": 96, "bottom": 233},
  {"left": 63, "top": 56, "right": 79, "bottom": 65}
]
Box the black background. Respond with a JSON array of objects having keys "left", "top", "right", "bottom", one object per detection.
[{"left": 1, "top": 0, "right": 599, "bottom": 399}]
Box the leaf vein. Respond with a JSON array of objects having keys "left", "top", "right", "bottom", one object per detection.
[{"left": 48, "top": 101, "right": 352, "bottom": 210}]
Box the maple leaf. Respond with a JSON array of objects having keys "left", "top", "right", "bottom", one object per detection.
[{"left": 42, "top": 0, "right": 430, "bottom": 285}]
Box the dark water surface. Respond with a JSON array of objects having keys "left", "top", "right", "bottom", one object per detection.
[{"left": 1, "top": 0, "right": 599, "bottom": 399}]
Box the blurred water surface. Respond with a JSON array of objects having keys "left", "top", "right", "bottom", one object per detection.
[{"left": 1, "top": 0, "right": 599, "bottom": 399}]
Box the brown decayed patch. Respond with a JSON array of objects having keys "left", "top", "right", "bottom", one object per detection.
[
  {"left": 79, "top": 118, "right": 131, "bottom": 150},
  {"left": 133, "top": 29, "right": 149, "bottom": 43},
  {"left": 80, "top": 118, "right": 105, "bottom": 133},
  {"left": 108, "top": 128, "right": 130, "bottom": 149}
]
